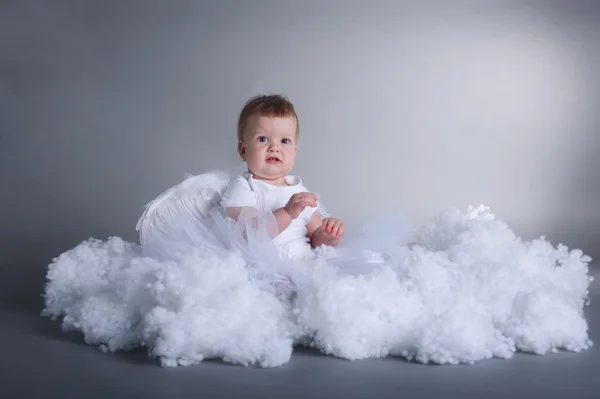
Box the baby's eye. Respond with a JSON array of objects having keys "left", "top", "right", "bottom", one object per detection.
[
  {"left": 281, "top": 138, "right": 291, "bottom": 144},
  {"left": 258, "top": 136, "right": 268, "bottom": 142}
]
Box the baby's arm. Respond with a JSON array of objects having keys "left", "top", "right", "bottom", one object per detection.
[
  {"left": 226, "top": 207, "right": 293, "bottom": 237},
  {"left": 271, "top": 192, "right": 318, "bottom": 235},
  {"left": 306, "top": 212, "right": 345, "bottom": 248},
  {"left": 226, "top": 206, "right": 283, "bottom": 238},
  {"left": 226, "top": 191, "right": 316, "bottom": 237}
]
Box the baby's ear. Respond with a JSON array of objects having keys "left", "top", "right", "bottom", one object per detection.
[{"left": 238, "top": 140, "right": 246, "bottom": 160}]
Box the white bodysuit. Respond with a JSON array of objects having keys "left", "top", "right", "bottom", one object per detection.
[{"left": 220, "top": 172, "right": 320, "bottom": 260}]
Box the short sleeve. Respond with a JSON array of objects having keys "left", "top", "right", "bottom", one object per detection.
[{"left": 219, "top": 176, "right": 258, "bottom": 209}]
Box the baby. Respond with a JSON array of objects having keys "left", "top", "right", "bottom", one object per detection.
[{"left": 220, "top": 94, "right": 345, "bottom": 261}]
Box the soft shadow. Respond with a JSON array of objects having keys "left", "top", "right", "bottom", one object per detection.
[
  {"left": 0, "top": 292, "right": 44, "bottom": 315},
  {"left": 292, "top": 345, "right": 436, "bottom": 366},
  {"left": 292, "top": 345, "right": 329, "bottom": 358},
  {"left": 36, "top": 316, "right": 90, "bottom": 347},
  {"left": 30, "top": 309, "right": 159, "bottom": 366}
]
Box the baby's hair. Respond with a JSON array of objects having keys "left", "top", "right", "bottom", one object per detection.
[{"left": 237, "top": 94, "right": 300, "bottom": 142}]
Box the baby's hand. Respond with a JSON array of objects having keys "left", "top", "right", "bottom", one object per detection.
[
  {"left": 321, "top": 217, "right": 345, "bottom": 240},
  {"left": 285, "top": 192, "right": 317, "bottom": 219}
]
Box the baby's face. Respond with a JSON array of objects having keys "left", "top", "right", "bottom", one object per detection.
[{"left": 239, "top": 115, "right": 298, "bottom": 184}]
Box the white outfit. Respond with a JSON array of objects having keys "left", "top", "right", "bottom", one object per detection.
[{"left": 220, "top": 172, "right": 318, "bottom": 261}]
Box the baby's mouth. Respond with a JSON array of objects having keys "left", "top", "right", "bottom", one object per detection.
[{"left": 266, "top": 156, "right": 281, "bottom": 164}]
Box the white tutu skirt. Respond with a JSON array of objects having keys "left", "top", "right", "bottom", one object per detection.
[{"left": 42, "top": 172, "right": 593, "bottom": 368}]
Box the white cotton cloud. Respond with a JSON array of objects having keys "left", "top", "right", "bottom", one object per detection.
[{"left": 42, "top": 205, "right": 593, "bottom": 367}]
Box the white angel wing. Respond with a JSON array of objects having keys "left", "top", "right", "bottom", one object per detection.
[{"left": 135, "top": 171, "right": 231, "bottom": 257}]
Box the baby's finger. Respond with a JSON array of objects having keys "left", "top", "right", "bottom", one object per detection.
[
  {"left": 331, "top": 222, "right": 342, "bottom": 237},
  {"left": 335, "top": 221, "right": 344, "bottom": 237},
  {"left": 297, "top": 192, "right": 317, "bottom": 200},
  {"left": 306, "top": 193, "right": 318, "bottom": 202},
  {"left": 320, "top": 219, "right": 328, "bottom": 233},
  {"left": 296, "top": 201, "right": 312, "bottom": 212},
  {"left": 294, "top": 196, "right": 313, "bottom": 205},
  {"left": 294, "top": 195, "right": 315, "bottom": 206},
  {"left": 303, "top": 200, "right": 316, "bottom": 208},
  {"left": 326, "top": 218, "right": 335, "bottom": 233},
  {"left": 303, "top": 195, "right": 318, "bottom": 204}
]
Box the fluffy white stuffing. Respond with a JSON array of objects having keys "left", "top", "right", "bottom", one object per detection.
[{"left": 42, "top": 205, "right": 593, "bottom": 367}]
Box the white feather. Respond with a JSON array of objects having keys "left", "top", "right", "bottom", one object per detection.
[{"left": 135, "top": 171, "right": 231, "bottom": 249}]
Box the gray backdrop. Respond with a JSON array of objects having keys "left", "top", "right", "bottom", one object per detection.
[{"left": 2, "top": 0, "right": 599, "bottom": 301}]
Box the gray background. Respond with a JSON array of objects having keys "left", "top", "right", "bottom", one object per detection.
[
  {"left": 2, "top": 1, "right": 599, "bottom": 296},
  {"left": 2, "top": 1, "right": 600, "bottom": 398}
]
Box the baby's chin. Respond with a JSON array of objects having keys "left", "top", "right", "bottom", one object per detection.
[{"left": 249, "top": 165, "right": 293, "bottom": 180}]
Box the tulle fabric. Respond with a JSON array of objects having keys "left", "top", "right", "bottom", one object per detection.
[{"left": 138, "top": 198, "right": 415, "bottom": 298}]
